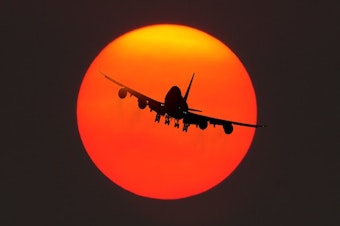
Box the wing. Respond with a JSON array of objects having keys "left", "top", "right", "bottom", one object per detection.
[
  {"left": 183, "top": 111, "right": 266, "bottom": 134},
  {"left": 101, "top": 72, "right": 166, "bottom": 115}
]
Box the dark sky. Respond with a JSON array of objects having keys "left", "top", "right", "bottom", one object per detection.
[{"left": 3, "top": 0, "right": 339, "bottom": 225}]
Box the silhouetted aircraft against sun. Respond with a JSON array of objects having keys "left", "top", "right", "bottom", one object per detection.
[{"left": 101, "top": 72, "right": 265, "bottom": 134}]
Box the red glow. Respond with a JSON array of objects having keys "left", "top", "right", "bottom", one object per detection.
[{"left": 77, "top": 24, "right": 257, "bottom": 199}]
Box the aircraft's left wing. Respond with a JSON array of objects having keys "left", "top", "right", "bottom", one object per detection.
[
  {"left": 101, "top": 72, "right": 166, "bottom": 115},
  {"left": 183, "top": 111, "right": 265, "bottom": 134}
]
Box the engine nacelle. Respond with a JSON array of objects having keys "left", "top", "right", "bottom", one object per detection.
[
  {"left": 198, "top": 121, "right": 208, "bottom": 130},
  {"left": 138, "top": 99, "right": 147, "bottom": 109},
  {"left": 118, "top": 88, "right": 127, "bottom": 99},
  {"left": 223, "top": 123, "right": 233, "bottom": 134}
]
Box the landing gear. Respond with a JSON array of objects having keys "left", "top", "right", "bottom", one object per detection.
[
  {"left": 182, "top": 123, "right": 189, "bottom": 132},
  {"left": 174, "top": 120, "right": 180, "bottom": 128},
  {"left": 155, "top": 114, "right": 189, "bottom": 132},
  {"left": 155, "top": 114, "right": 161, "bottom": 123},
  {"left": 165, "top": 115, "right": 171, "bottom": 125}
]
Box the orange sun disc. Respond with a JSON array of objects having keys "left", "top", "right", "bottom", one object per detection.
[{"left": 77, "top": 24, "right": 257, "bottom": 199}]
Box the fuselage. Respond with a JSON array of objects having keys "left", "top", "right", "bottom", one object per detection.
[{"left": 164, "top": 86, "right": 188, "bottom": 119}]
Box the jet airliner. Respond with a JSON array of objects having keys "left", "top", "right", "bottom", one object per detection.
[{"left": 101, "top": 72, "right": 265, "bottom": 134}]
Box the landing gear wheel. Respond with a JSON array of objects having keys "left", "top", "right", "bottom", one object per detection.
[
  {"left": 174, "top": 120, "right": 180, "bottom": 128},
  {"left": 155, "top": 114, "right": 161, "bottom": 123},
  {"left": 165, "top": 115, "right": 170, "bottom": 125},
  {"left": 182, "top": 123, "right": 189, "bottom": 132}
]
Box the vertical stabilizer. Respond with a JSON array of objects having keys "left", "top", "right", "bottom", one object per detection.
[{"left": 184, "top": 73, "right": 195, "bottom": 101}]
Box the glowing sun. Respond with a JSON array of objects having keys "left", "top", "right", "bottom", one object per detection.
[{"left": 77, "top": 24, "right": 258, "bottom": 199}]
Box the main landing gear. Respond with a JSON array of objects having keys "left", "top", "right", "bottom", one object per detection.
[
  {"left": 174, "top": 120, "right": 180, "bottom": 128},
  {"left": 182, "top": 123, "right": 189, "bottom": 132},
  {"left": 155, "top": 114, "right": 171, "bottom": 125},
  {"left": 155, "top": 114, "right": 161, "bottom": 123},
  {"left": 165, "top": 115, "right": 171, "bottom": 125},
  {"left": 154, "top": 114, "right": 190, "bottom": 132}
]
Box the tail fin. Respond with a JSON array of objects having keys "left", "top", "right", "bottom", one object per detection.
[{"left": 183, "top": 73, "right": 195, "bottom": 101}]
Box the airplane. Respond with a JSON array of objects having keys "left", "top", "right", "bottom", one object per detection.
[{"left": 100, "top": 72, "right": 265, "bottom": 134}]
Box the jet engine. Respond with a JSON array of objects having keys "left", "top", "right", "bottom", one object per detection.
[
  {"left": 118, "top": 88, "right": 127, "bottom": 98},
  {"left": 223, "top": 123, "right": 233, "bottom": 134},
  {"left": 198, "top": 121, "right": 208, "bottom": 130},
  {"left": 138, "top": 99, "right": 147, "bottom": 109}
]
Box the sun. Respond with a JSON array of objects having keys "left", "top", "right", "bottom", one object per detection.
[{"left": 77, "top": 24, "right": 257, "bottom": 199}]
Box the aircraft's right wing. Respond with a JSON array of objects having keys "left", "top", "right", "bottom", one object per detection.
[
  {"left": 101, "top": 72, "right": 166, "bottom": 116},
  {"left": 183, "top": 111, "right": 265, "bottom": 134}
]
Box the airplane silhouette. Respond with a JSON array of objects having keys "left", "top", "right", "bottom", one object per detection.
[{"left": 101, "top": 72, "right": 265, "bottom": 134}]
